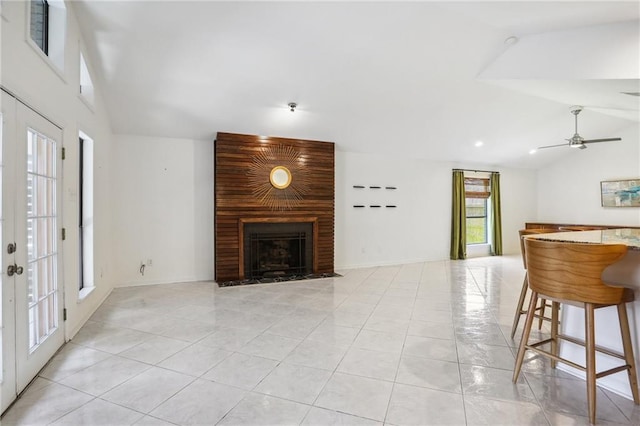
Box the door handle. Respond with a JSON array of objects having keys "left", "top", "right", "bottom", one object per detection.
[{"left": 7, "top": 264, "right": 23, "bottom": 276}]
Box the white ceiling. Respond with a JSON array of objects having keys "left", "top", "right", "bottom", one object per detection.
[{"left": 72, "top": 1, "right": 640, "bottom": 169}]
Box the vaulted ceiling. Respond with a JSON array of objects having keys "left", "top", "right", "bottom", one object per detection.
[{"left": 72, "top": 1, "right": 640, "bottom": 169}]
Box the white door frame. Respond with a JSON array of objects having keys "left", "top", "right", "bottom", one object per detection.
[
  {"left": 1, "top": 91, "right": 18, "bottom": 413},
  {"left": 1, "top": 92, "right": 65, "bottom": 412}
]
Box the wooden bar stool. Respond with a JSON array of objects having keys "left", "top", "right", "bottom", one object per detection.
[
  {"left": 510, "top": 229, "right": 559, "bottom": 339},
  {"left": 513, "top": 238, "right": 639, "bottom": 424}
]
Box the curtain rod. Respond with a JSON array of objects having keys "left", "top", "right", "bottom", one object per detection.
[{"left": 452, "top": 168, "right": 499, "bottom": 174}]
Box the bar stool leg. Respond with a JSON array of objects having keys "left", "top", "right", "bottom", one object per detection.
[
  {"left": 511, "top": 274, "right": 529, "bottom": 339},
  {"left": 550, "top": 301, "right": 560, "bottom": 369},
  {"left": 585, "top": 303, "right": 597, "bottom": 425},
  {"left": 513, "top": 291, "right": 539, "bottom": 382},
  {"left": 538, "top": 298, "right": 547, "bottom": 330},
  {"left": 617, "top": 303, "right": 640, "bottom": 404}
]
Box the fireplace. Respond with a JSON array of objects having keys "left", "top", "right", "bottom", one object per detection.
[
  {"left": 242, "top": 221, "right": 315, "bottom": 279},
  {"left": 216, "top": 133, "right": 334, "bottom": 282}
]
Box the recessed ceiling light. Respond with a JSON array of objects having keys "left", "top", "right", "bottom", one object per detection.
[
  {"left": 529, "top": 149, "right": 537, "bottom": 155},
  {"left": 475, "top": 141, "right": 483, "bottom": 147}
]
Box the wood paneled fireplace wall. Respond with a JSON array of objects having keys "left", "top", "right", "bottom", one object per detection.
[{"left": 215, "top": 132, "right": 335, "bottom": 282}]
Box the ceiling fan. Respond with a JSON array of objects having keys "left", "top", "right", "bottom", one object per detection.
[{"left": 538, "top": 106, "right": 622, "bottom": 150}]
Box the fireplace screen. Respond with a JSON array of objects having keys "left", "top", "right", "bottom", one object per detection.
[{"left": 244, "top": 222, "right": 313, "bottom": 279}]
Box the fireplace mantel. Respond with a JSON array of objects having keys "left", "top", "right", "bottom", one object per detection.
[{"left": 238, "top": 217, "right": 319, "bottom": 280}]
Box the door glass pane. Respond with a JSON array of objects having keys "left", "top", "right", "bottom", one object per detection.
[{"left": 26, "top": 128, "right": 57, "bottom": 353}]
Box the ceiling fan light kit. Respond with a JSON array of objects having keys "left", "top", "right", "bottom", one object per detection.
[{"left": 538, "top": 105, "right": 622, "bottom": 151}]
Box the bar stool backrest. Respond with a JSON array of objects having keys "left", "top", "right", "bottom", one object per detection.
[
  {"left": 524, "top": 238, "right": 629, "bottom": 305},
  {"left": 518, "top": 229, "right": 560, "bottom": 269}
]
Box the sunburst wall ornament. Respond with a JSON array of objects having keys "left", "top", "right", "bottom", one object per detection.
[{"left": 248, "top": 144, "right": 310, "bottom": 210}]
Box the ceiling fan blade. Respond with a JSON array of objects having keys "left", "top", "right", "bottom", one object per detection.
[
  {"left": 582, "top": 138, "right": 622, "bottom": 144},
  {"left": 537, "top": 143, "right": 568, "bottom": 149}
]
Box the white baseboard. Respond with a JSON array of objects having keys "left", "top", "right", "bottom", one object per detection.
[
  {"left": 335, "top": 256, "right": 444, "bottom": 271},
  {"left": 114, "top": 275, "right": 215, "bottom": 288}
]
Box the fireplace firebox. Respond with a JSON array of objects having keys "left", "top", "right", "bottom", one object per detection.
[{"left": 243, "top": 222, "right": 313, "bottom": 279}]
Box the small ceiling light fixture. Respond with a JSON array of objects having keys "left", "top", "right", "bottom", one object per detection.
[
  {"left": 288, "top": 102, "right": 297, "bottom": 112},
  {"left": 504, "top": 36, "right": 519, "bottom": 45},
  {"left": 475, "top": 141, "right": 484, "bottom": 147}
]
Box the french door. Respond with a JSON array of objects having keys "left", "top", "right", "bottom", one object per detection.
[{"left": 1, "top": 92, "right": 64, "bottom": 413}]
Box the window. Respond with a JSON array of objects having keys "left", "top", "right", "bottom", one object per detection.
[
  {"left": 79, "top": 52, "right": 95, "bottom": 105},
  {"left": 30, "top": 0, "right": 49, "bottom": 53},
  {"left": 465, "top": 178, "right": 490, "bottom": 245},
  {"left": 78, "top": 136, "right": 85, "bottom": 290},
  {"left": 28, "top": 0, "right": 66, "bottom": 72},
  {"left": 78, "top": 133, "right": 94, "bottom": 294}
]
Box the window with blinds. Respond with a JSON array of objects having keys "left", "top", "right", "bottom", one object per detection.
[
  {"left": 465, "top": 178, "right": 490, "bottom": 244},
  {"left": 28, "top": 0, "right": 67, "bottom": 72},
  {"left": 30, "top": 0, "right": 49, "bottom": 54}
]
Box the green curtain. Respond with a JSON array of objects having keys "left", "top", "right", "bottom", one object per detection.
[
  {"left": 450, "top": 170, "right": 466, "bottom": 260},
  {"left": 490, "top": 172, "right": 503, "bottom": 255}
]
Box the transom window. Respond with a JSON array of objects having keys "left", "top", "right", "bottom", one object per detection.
[
  {"left": 29, "top": 0, "right": 66, "bottom": 72},
  {"left": 79, "top": 53, "right": 95, "bottom": 105},
  {"left": 30, "top": 0, "right": 49, "bottom": 54}
]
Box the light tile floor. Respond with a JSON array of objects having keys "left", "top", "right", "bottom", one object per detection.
[{"left": 3, "top": 256, "right": 640, "bottom": 425}]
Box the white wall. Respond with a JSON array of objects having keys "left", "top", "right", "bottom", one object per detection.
[
  {"left": 497, "top": 166, "right": 540, "bottom": 252},
  {"left": 108, "top": 144, "right": 536, "bottom": 285},
  {"left": 334, "top": 151, "right": 538, "bottom": 269},
  {"left": 537, "top": 123, "right": 640, "bottom": 226},
  {"left": 111, "top": 135, "right": 213, "bottom": 286},
  {"left": 335, "top": 151, "right": 449, "bottom": 268},
  {"left": 1, "top": 1, "right": 114, "bottom": 338}
]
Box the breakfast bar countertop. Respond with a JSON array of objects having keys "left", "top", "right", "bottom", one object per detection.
[{"left": 527, "top": 228, "right": 640, "bottom": 250}]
